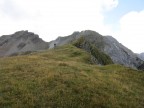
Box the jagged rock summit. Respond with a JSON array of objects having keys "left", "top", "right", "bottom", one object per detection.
[
  {"left": 0, "top": 30, "right": 49, "bottom": 57},
  {"left": 49, "top": 30, "right": 144, "bottom": 69}
]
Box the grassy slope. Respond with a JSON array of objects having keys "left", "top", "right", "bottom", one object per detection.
[{"left": 0, "top": 45, "right": 144, "bottom": 108}]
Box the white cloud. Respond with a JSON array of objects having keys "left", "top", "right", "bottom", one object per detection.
[
  {"left": 0, "top": 0, "right": 118, "bottom": 41},
  {"left": 101, "top": 0, "right": 118, "bottom": 11},
  {"left": 115, "top": 10, "right": 144, "bottom": 53}
]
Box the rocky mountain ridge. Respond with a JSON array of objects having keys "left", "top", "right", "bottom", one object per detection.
[
  {"left": 0, "top": 30, "right": 144, "bottom": 70},
  {"left": 0, "top": 30, "right": 49, "bottom": 57},
  {"left": 49, "top": 30, "right": 144, "bottom": 69}
]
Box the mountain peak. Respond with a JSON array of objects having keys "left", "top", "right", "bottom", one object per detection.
[{"left": 0, "top": 30, "right": 49, "bottom": 57}]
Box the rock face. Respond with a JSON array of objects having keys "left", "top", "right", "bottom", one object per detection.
[
  {"left": 73, "top": 37, "right": 114, "bottom": 65},
  {"left": 0, "top": 30, "right": 49, "bottom": 57},
  {"left": 138, "top": 63, "right": 144, "bottom": 70},
  {"left": 138, "top": 53, "right": 144, "bottom": 61},
  {"left": 49, "top": 30, "right": 144, "bottom": 69}
]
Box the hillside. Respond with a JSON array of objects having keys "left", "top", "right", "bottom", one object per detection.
[{"left": 0, "top": 44, "right": 144, "bottom": 108}]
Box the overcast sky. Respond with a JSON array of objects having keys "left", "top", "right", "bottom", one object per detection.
[{"left": 0, "top": 0, "right": 144, "bottom": 53}]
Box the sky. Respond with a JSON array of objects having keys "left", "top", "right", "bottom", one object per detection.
[{"left": 0, "top": 0, "right": 144, "bottom": 53}]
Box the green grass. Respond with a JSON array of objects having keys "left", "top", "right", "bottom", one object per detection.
[{"left": 0, "top": 44, "right": 144, "bottom": 108}]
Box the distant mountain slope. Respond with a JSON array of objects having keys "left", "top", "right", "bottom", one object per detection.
[
  {"left": 0, "top": 30, "right": 49, "bottom": 57},
  {"left": 49, "top": 30, "right": 144, "bottom": 69},
  {"left": 138, "top": 52, "right": 144, "bottom": 61}
]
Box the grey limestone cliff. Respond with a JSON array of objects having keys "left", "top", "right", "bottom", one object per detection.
[
  {"left": 0, "top": 30, "right": 49, "bottom": 57},
  {"left": 138, "top": 53, "right": 144, "bottom": 61}
]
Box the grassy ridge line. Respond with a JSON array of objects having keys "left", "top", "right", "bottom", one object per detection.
[{"left": 0, "top": 45, "right": 144, "bottom": 108}]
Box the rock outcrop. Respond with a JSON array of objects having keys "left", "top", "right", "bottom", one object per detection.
[
  {"left": 0, "top": 30, "right": 49, "bottom": 57},
  {"left": 73, "top": 37, "right": 113, "bottom": 65},
  {"left": 138, "top": 63, "right": 144, "bottom": 70},
  {"left": 49, "top": 30, "right": 144, "bottom": 69},
  {"left": 138, "top": 53, "right": 144, "bottom": 61}
]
